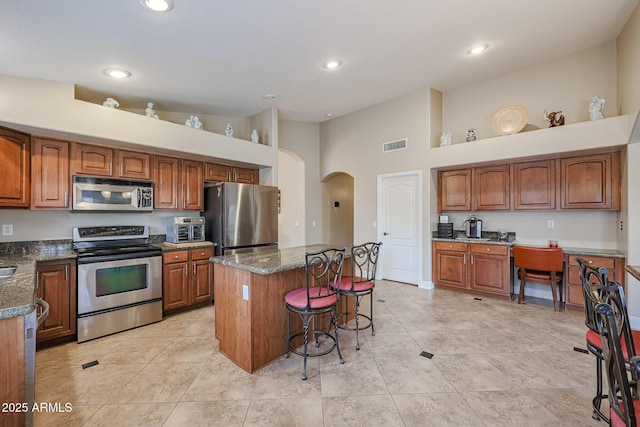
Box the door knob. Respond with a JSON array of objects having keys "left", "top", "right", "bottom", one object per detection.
[{"left": 383, "top": 232, "right": 389, "bottom": 236}]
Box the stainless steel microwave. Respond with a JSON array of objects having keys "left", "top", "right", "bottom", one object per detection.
[{"left": 72, "top": 176, "right": 153, "bottom": 212}]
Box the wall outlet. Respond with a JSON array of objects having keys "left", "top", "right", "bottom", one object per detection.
[
  {"left": 242, "top": 284, "right": 249, "bottom": 301},
  {"left": 2, "top": 224, "right": 13, "bottom": 236},
  {"left": 547, "top": 220, "right": 555, "bottom": 229}
]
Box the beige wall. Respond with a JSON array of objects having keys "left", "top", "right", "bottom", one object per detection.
[
  {"left": 277, "top": 120, "right": 323, "bottom": 244},
  {"left": 277, "top": 149, "right": 306, "bottom": 248},
  {"left": 442, "top": 42, "right": 618, "bottom": 146},
  {"left": 323, "top": 173, "right": 354, "bottom": 249},
  {"left": 319, "top": 88, "right": 431, "bottom": 284},
  {"left": 617, "top": 2, "right": 640, "bottom": 321}
]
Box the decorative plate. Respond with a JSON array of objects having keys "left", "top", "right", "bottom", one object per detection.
[{"left": 492, "top": 105, "right": 528, "bottom": 136}]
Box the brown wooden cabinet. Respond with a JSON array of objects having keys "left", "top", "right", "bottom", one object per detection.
[
  {"left": 438, "top": 169, "right": 472, "bottom": 212},
  {"left": 72, "top": 143, "right": 151, "bottom": 180},
  {"left": 163, "top": 247, "right": 213, "bottom": 313},
  {"left": 154, "top": 156, "right": 203, "bottom": 210},
  {"left": 0, "top": 126, "right": 30, "bottom": 208},
  {"left": 205, "top": 163, "right": 259, "bottom": 184},
  {"left": 473, "top": 165, "right": 510, "bottom": 211},
  {"left": 0, "top": 315, "right": 27, "bottom": 426},
  {"left": 561, "top": 152, "right": 620, "bottom": 210},
  {"left": 232, "top": 166, "right": 259, "bottom": 184},
  {"left": 565, "top": 254, "right": 625, "bottom": 311},
  {"left": 432, "top": 241, "right": 510, "bottom": 299},
  {"left": 31, "top": 137, "right": 70, "bottom": 209},
  {"left": 36, "top": 259, "right": 76, "bottom": 344},
  {"left": 513, "top": 159, "right": 556, "bottom": 210}
]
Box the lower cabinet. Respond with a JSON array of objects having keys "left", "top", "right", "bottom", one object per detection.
[
  {"left": 163, "top": 247, "right": 214, "bottom": 313},
  {"left": 432, "top": 241, "right": 511, "bottom": 299},
  {"left": 565, "top": 254, "right": 625, "bottom": 311},
  {"left": 35, "top": 259, "right": 77, "bottom": 344}
]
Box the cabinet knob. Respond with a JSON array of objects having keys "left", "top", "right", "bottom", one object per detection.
[
  {"left": 448, "top": 245, "right": 452, "bottom": 248},
  {"left": 486, "top": 248, "right": 490, "bottom": 252},
  {"left": 175, "top": 255, "right": 179, "bottom": 259},
  {"left": 201, "top": 252, "right": 205, "bottom": 256}
]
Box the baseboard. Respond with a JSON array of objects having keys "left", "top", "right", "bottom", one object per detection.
[{"left": 419, "top": 280, "right": 434, "bottom": 290}]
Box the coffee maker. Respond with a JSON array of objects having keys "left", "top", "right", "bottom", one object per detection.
[{"left": 466, "top": 215, "right": 483, "bottom": 238}]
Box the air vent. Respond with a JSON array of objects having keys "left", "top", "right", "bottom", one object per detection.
[{"left": 382, "top": 138, "right": 407, "bottom": 153}]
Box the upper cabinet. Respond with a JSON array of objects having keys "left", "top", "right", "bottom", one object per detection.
[
  {"left": 0, "top": 127, "right": 30, "bottom": 208},
  {"left": 72, "top": 143, "right": 151, "bottom": 180},
  {"left": 438, "top": 165, "right": 509, "bottom": 212},
  {"left": 31, "top": 137, "right": 70, "bottom": 209},
  {"left": 560, "top": 151, "right": 620, "bottom": 210},
  {"left": 437, "top": 149, "right": 621, "bottom": 212},
  {"left": 513, "top": 159, "right": 556, "bottom": 210},
  {"left": 473, "top": 165, "right": 509, "bottom": 211},
  {"left": 205, "top": 163, "right": 259, "bottom": 184},
  {"left": 154, "top": 156, "right": 203, "bottom": 211}
]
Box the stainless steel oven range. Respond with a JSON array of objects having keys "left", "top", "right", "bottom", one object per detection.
[{"left": 73, "top": 225, "right": 162, "bottom": 343}]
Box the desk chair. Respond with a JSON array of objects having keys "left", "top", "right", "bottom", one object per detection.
[{"left": 513, "top": 245, "right": 563, "bottom": 311}]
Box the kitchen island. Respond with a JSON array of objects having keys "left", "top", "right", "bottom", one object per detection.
[{"left": 210, "top": 244, "right": 350, "bottom": 373}]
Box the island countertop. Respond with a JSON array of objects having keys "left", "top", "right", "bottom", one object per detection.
[{"left": 209, "top": 244, "right": 345, "bottom": 274}]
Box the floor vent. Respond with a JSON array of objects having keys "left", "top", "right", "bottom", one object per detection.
[{"left": 382, "top": 138, "right": 407, "bottom": 153}]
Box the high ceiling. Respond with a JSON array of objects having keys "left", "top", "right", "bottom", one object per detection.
[{"left": 0, "top": 0, "right": 637, "bottom": 122}]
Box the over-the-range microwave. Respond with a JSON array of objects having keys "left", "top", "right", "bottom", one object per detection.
[{"left": 72, "top": 176, "right": 153, "bottom": 212}]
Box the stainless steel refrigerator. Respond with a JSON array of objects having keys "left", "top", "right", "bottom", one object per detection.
[{"left": 203, "top": 182, "right": 278, "bottom": 256}]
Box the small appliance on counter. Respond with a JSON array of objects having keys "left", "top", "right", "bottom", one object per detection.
[
  {"left": 466, "top": 215, "right": 483, "bottom": 238},
  {"left": 437, "top": 215, "right": 454, "bottom": 238},
  {"left": 166, "top": 217, "right": 205, "bottom": 243}
]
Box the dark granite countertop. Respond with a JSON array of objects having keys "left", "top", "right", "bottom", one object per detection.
[
  {"left": 432, "top": 237, "right": 515, "bottom": 246},
  {"left": 625, "top": 265, "right": 640, "bottom": 281},
  {"left": 210, "top": 244, "right": 345, "bottom": 274},
  {"left": 0, "top": 242, "right": 76, "bottom": 320}
]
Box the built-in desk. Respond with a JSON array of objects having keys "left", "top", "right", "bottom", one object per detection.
[{"left": 210, "top": 245, "right": 351, "bottom": 373}]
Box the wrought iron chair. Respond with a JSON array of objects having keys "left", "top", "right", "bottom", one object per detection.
[
  {"left": 578, "top": 256, "right": 640, "bottom": 422},
  {"left": 513, "top": 245, "right": 564, "bottom": 311},
  {"left": 594, "top": 302, "right": 640, "bottom": 427},
  {"left": 334, "top": 242, "right": 381, "bottom": 350},
  {"left": 284, "top": 247, "right": 346, "bottom": 380}
]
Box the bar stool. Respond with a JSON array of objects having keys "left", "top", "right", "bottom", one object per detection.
[
  {"left": 284, "top": 247, "right": 346, "bottom": 380},
  {"left": 334, "top": 242, "right": 381, "bottom": 350}
]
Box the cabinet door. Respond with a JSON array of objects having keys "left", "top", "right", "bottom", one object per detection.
[
  {"left": 36, "top": 260, "right": 76, "bottom": 342},
  {"left": 191, "top": 247, "right": 214, "bottom": 304},
  {"left": 474, "top": 165, "right": 510, "bottom": 210},
  {"left": 163, "top": 262, "right": 189, "bottom": 311},
  {"left": 438, "top": 169, "right": 471, "bottom": 211},
  {"left": 469, "top": 251, "right": 509, "bottom": 296},
  {"left": 561, "top": 152, "right": 620, "bottom": 210},
  {"left": 31, "top": 138, "right": 70, "bottom": 209},
  {"left": 182, "top": 160, "right": 204, "bottom": 210},
  {"left": 432, "top": 242, "right": 467, "bottom": 288},
  {"left": 205, "top": 163, "right": 231, "bottom": 182},
  {"left": 117, "top": 150, "right": 151, "bottom": 180},
  {"left": 0, "top": 127, "right": 30, "bottom": 208},
  {"left": 232, "top": 167, "right": 259, "bottom": 184},
  {"left": 154, "top": 155, "right": 180, "bottom": 209},
  {"left": 513, "top": 160, "right": 555, "bottom": 210},
  {"left": 72, "top": 143, "right": 113, "bottom": 176}
]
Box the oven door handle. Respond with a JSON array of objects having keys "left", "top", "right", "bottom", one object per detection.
[
  {"left": 36, "top": 297, "right": 50, "bottom": 328},
  {"left": 77, "top": 250, "right": 162, "bottom": 264}
]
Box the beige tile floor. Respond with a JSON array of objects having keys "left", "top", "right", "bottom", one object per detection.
[{"left": 34, "top": 280, "right": 603, "bottom": 426}]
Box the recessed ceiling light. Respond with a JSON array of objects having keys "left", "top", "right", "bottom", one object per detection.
[
  {"left": 103, "top": 68, "right": 131, "bottom": 79},
  {"left": 325, "top": 113, "right": 334, "bottom": 118},
  {"left": 138, "top": 0, "right": 174, "bottom": 12},
  {"left": 263, "top": 94, "right": 277, "bottom": 100},
  {"left": 467, "top": 44, "right": 489, "bottom": 55},
  {"left": 323, "top": 59, "right": 343, "bottom": 70}
]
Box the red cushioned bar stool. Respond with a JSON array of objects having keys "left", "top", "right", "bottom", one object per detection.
[
  {"left": 334, "top": 242, "right": 381, "bottom": 351},
  {"left": 284, "top": 247, "right": 347, "bottom": 380}
]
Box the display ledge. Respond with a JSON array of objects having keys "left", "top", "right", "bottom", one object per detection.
[{"left": 429, "top": 115, "right": 630, "bottom": 169}]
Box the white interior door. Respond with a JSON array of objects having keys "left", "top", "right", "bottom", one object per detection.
[{"left": 378, "top": 171, "right": 421, "bottom": 284}]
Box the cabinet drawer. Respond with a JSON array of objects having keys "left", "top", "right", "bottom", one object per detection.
[
  {"left": 470, "top": 244, "right": 509, "bottom": 256},
  {"left": 567, "top": 255, "right": 615, "bottom": 269},
  {"left": 191, "top": 247, "right": 213, "bottom": 261},
  {"left": 163, "top": 250, "right": 189, "bottom": 263},
  {"left": 434, "top": 241, "right": 467, "bottom": 252}
]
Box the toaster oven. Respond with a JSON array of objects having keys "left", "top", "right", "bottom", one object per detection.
[{"left": 166, "top": 217, "right": 205, "bottom": 243}]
